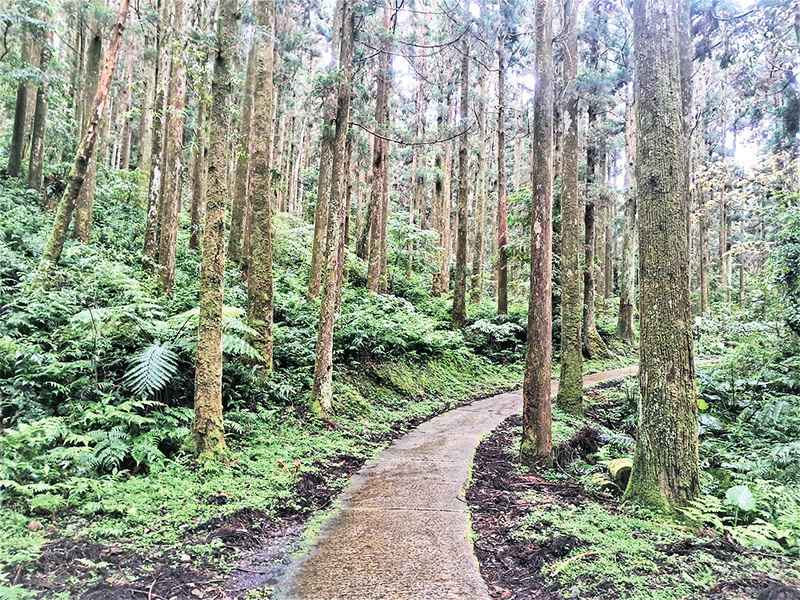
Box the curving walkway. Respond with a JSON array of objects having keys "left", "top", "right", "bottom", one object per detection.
[{"left": 275, "top": 365, "right": 638, "bottom": 600}]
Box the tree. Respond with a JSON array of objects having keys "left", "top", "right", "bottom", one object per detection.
[
  {"left": 28, "top": 36, "right": 52, "bottom": 194},
  {"left": 624, "top": 0, "right": 699, "bottom": 509},
  {"left": 556, "top": 0, "right": 583, "bottom": 414},
  {"left": 193, "top": 0, "right": 241, "bottom": 457},
  {"left": 34, "top": 0, "right": 131, "bottom": 282},
  {"left": 366, "top": 0, "right": 392, "bottom": 293},
  {"left": 617, "top": 87, "right": 637, "bottom": 342},
  {"left": 248, "top": 0, "right": 276, "bottom": 372},
  {"left": 228, "top": 42, "right": 257, "bottom": 264},
  {"left": 496, "top": 31, "right": 509, "bottom": 315},
  {"left": 157, "top": 0, "right": 188, "bottom": 295},
  {"left": 521, "top": 0, "right": 554, "bottom": 464},
  {"left": 452, "top": 36, "right": 470, "bottom": 328},
  {"left": 310, "top": 0, "right": 355, "bottom": 416}
]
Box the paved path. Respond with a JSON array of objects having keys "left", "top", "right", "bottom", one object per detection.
[{"left": 276, "top": 366, "right": 638, "bottom": 600}]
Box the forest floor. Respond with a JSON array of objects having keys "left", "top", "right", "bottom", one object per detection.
[{"left": 468, "top": 379, "right": 800, "bottom": 600}]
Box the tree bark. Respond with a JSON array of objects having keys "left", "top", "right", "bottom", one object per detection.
[
  {"left": 229, "top": 41, "right": 257, "bottom": 264},
  {"left": 496, "top": 39, "right": 509, "bottom": 314},
  {"left": 432, "top": 90, "right": 453, "bottom": 296},
  {"left": 625, "top": 0, "right": 699, "bottom": 510},
  {"left": 452, "top": 37, "right": 470, "bottom": 327},
  {"left": 190, "top": 86, "right": 209, "bottom": 251},
  {"left": 7, "top": 29, "right": 36, "bottom": 178},
  {"left": 143, "top": 0, "right": 171, "bottom": 262},
  {"left": 367, "top": 3, "right": 392, "bottom": 292},
  {"left": 35, "top": 0, "right": 130, "bottom": 282},
  {"left": 248, "top": 0, "right": 276, "bottom": 372},
  {"left": 27, "top": 39, "right": 52, "bottom": 194},
  {"left": 556, "top": 0, "right": 583, "bottom": 414},
  {"left": 617, "top": 89, "right": 637, "bottom": 342},
  {"left": 470, "top": 75, "right": 487, "bottom": 305},
  {"left": 311, "top": 0, "right": 354, "bottom": 417},
  {"left": 193, "top": 0, "right": 240, "bottom": 457},
  {"left": 157, "top": 0, "right": 187, "bottom": 295},
  {"left": 73, "top": 29, "right": 103, "bottom": 242},
  {"left": 521, "top": 0, "right": 554, "bottom": 464}
]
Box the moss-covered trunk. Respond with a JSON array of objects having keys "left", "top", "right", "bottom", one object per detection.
[
  {"left": 625, "top": 0, "right": 699, "bottom": 510},
  {"left": 311, "top": 0, "right": 354, "bottom": 416},
  {"left": 451, "top": 37, "right": 470, "bottom": 328},
  {"left": 27, "top": 40, "right": 51, "bottom": 194},
  {"left": 228, "top": 42, "right": 257, "bottom": 264},
  {"left": 193, "top": 0, "right": 240, "bottom": 457},
  {"left": 556, "top": 0, "right": 583, "bottom": 414},
  {"left": 247, "top": 0, "right": 276, "bottom": 372},
  {"left": 521, "top": 0, "right": 554, "bottom": 464}
]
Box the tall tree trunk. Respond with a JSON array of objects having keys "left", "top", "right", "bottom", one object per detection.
[
  {"left": 193, "top": 0, "right": 240, "bottom": 457},
  {"left": 432, "top": 91, "right": 453, "bottom": 296},
  {"left": 157, "top": 0, "right": 187, "bottom": 295},
  {"left": 617, "top": 89, "right": 637, "bottom": 342},
  {"left": 470, "top": 74, "right": 487, "bottom": 304},
  {"left": 624, "top": 0, "right": 699, "bottom": 510},
  {"left": 190, "top": 86, "right": 209, "bottom": 250},
  {"left": 367, "top": 3, "right": 392, "bottom": 292},
  {"left": 138, "top": 39, "right": 156, "bottom": 178},
  {"left": 521, "top": 0, "right": 554, "bottom": 464},
  {"left": 698, "top": 192, "right": 709, "bottom": 313},
  {"left": 248, "top": 0, "right": 276, "bottom": 372},
  {"left": 378, "top": 132, "right": 390, "bottom": 292},
  {"left": 556, "top": 0, "right": 583, "bottom": 414},
  {"left": 73, "top": 29, "right": 103, "bottom": 242},
  {"left": 229, "top": 42, "right": 257, "bottom": 264},
  {"left": 143, "top": 0, "right": 171, "bottom": 262},
  {"left": 118, "top": 51, "right": 134, "bottom": 170},
  {"left": 311, "top": 0, "right": 354, "bottom": 416},
  {"left": 35, "top": 0, "right": 131, "bottom": 282},
  {"left": 308, "top": 4, "right": 344, "bottom": 298},
  {"left": 28, "top": 39, "right": 52, "bottom": 194},
  {"left": 7, "top": 30, "right": 36, "bottom": 178},
  {"left": 497, "top": 38, "right": 509, "bottom": 314},
  {"left": 452, "top": 37, "right": 470, "bottom": 327}
]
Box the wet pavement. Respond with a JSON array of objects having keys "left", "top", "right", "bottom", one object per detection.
[{"left": 275, "top": 366, "right": 638, "bottom": 600}]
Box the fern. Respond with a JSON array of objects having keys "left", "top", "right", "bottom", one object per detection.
[
  {"left": 222, "top": 333, "right": 262, "bottom": 360},
  {"left": 122, "top": 342, "right": 180, "bottom": 397}
]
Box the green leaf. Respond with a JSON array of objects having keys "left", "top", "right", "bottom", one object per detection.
[
  {"left": 122, "top": 342, "right": 180, "bottom": 397},
  {"left": 725, "top": 485, "right": 756, "bottom": 512}
]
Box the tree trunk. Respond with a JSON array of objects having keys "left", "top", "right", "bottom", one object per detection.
[
  {"left": 248, "top": 0, "right": 276, "bottom": 372},
  {"left": 497, "top": 39, "right": 509, "bottom": 314},
  {"left": 118, "top": 52, "right": 134, "bottom": 170},
  {"left": 138, "top": 39, "right": 156, "bottom": 178},
  {"left": 432, "top": 91, "right": 453, "bottom": 296},
  {"left": 470, "top": 76, "right": 487, "bottom": 305},
  {"left": 7, "top": 30, "right": 36, "bottom": 178},
  {"left": 27, "top": 39, "right": 52, "bottom": 194},
  {"left": 190, "top": 86, "right": 209, "bottom": 250},
  {"left": 698, "top": 193, "right": 709, "bottom": 313},
  {"left": 193, "top": 0, "right": 240, "bottom": 457},
  {"left": 624, "top": 0, "right": 699, "bottom": 510},
  {"left": 521, "top": 0, "right": 554, "bottom": 465},
  {"left": 367, "top": 3, "right": 392, "bottom": 292},
  {"left": 143, "top": 0, "right": 171, "bottom": 262},
  {"left": 73, "top": 29, "right": 103, "bottom": 242},
  {"left": 311, "top": 0, "right": 354, "bottom": 416},
  {"left": 556, "top": 0, "right": 583, "bottom": 414},
  {"left": 452, "top": 37, "right": 470, "bottom": 327},
  {"left": 229, "top": 41, "right": 257, "bottom": 264},
  {"left": 617, "top": 89, "right": 637, "bottom": 342},
  {"left": 157, "top": 0, "right": 187, "bottom": 295},
  {"left": 35, "top": 0, "right": 131, "bottom": 282}
]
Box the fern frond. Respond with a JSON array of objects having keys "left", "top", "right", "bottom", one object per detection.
[{"left": 123, "top": 342, "right": 180, "bottom": 397}]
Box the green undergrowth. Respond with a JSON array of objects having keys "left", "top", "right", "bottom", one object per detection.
[
  {"left": 0, "top": 351, "right": 520, "bottom": 588},
  {"left": 501, "top": 375, "right": 800, "bottom": 599}
]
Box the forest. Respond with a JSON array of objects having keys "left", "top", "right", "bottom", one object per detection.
[{"left": 0, "top": 0, "right": 799, "bottom": 597}]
